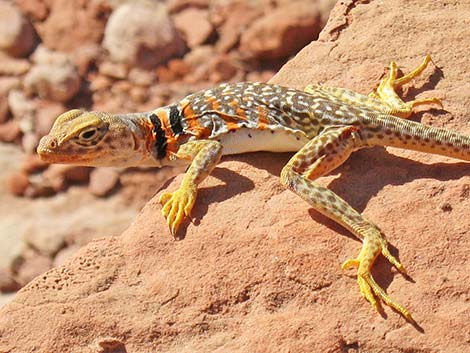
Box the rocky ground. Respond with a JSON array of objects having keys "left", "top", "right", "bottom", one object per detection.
[
  {"left": 1, "top": 0, "right": 469, "bottom": 352},
  {"left": 0, "top": 0, "right": 335, "bottom": 307}
]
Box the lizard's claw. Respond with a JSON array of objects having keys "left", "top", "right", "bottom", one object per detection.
[
  {"left": 342, "top": 249, "right": 415, "bottom": 323},
  {"left": 159, "top": 185, "right": 197, "bottom": 237}
]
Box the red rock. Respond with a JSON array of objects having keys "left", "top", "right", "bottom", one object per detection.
[
  {"left": 22, "top": 133, "right": 40, "bottom": 154},
  {"left": 212, "top": 0, "right": 264, "bottom": 53},
  {"left": 53, "top": 244, "right": 81, "bottom": 267},
  {"left": 6, "top": 171, "right": 30, "bottom": 196},
  {"left": 0, "top": 0, "right": 38, "bottom": 57},
  {"left": 42, "top": 165, "right": 91, "bottom": 192},
  {"left": 71, "top": 43, "right": 103, "bottom": 76},
  {"left": 240, "top": 1, "right": 324, "bottom": 60},
  {"left": 7, "top": 89, "right": 35, "bottom": 121},
  {"left": 167, "top": 0, "right": 210, "bottom": 13},
  {"left": 21, "top": 154, "right": 49, "bottom": 174},
  {"left": 0, "top": 52, "right": 31, "bottom": 75},
  {"left": 88, "top": 168, "right": 120, "bottom": 197},
  {"left": 0, "top": 269, "right": 20, "bottom": 293},
  {"left": 14, "top": 251, "right": 53, "bottom": 287},
  {"left": 15, "top": 0, "right": 49, "bottom": 21},
  {"left": 128, "top": 68, "right": 155, "bottom": 87},
  {"left": 23, "top": 60, "right": 81, "bottom": 103},
  {"left": 35, "top": 0, "right": 110, "bottom": 52},
  {"left": 0, "top": 120, "right": 21, "bottom": 143},
  {"left": 0, "top": 1, "right": 469, "bottom": 352},
  {"left": 34, "top": 100, "right": 66, "bottom": 137},
  {"left": 156, "top": 59, "right": 191, "bottom": 83},
  {"left": 99, "top": 61, "right": 128, "bottom": 80},
  {"left": 103, "top": 2, "right": 185, "bottom": 69},
  {"left": 0, "top": 77, "right": 20, "bottom": 124},
  {"left": 208, "top": 54, "right": 239, "bottom": 82},
  {"left": 89, "top": 74, "right": 112, "bottom": 92},
  {"left": 173, "top": 8, "right": 213, "bottom": 48}
]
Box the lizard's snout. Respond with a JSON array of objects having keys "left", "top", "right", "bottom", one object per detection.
[{"left": 37, "top": 135, "right": 58, "bottom": 161}]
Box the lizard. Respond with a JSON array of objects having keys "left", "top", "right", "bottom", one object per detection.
[{"left": 37, "top": 56, "right": 469, "bottom": 323}]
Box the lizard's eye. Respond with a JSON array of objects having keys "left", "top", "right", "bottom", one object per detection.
[
  {"left": 73, "top": 122, "right": 109, "bottom": 146},
  {"left": 79, "top": 128, "right": 98, "bottom": 141}
]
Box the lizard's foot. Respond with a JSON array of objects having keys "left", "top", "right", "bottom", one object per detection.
[
  {"left": 370, "top": 55, "right": 442, "bottom": 118},
  {"left": 159, "top": 185, "right": 197, "bottom": 237},
  {"left": 341, "top": 237, "right": 415, "bottom": 322}
]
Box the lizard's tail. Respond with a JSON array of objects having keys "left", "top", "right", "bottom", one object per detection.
[{"left": 362, "top": 115, "right": 470, "bottom": 161}]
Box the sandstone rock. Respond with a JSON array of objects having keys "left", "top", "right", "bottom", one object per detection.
[
  {"left": 168, "top": 0, "right": 210, "bottom": 13},
  {"left": 0, "top": 120, "right": 21, "bottom": 143},
  {"left": 0, "top": 218, "right": 25, "bottom": 273},
  {"left": 89, "top": 74, "right": 112, "bottom": 92},
  {"left": 15, "top": 0, "right": 49, "bottom": 21},
  {"left": 103, "top": 2, "right": 185, "bottom": 69},
  {"left": 128, "top": 68, "right": 155, "bottom": 86},
  {"left": 14, "top": 250, "right": 53, "bottom": 287},
  {"left": 24, "top": 52, "right": 81, "bottom": 102},
  {"left": 34, "top": 100, "right": 66, "bottom": 137},
  {"left": 21, "top": 132, "right": 40, "bottom": 154},
  {"left": 71, "top": 43, "right": 103, "bottom": 76},
  {"left": 173, "top": 8, "right": 213, "bottom": 48},
  {"left": 34, "top": 0, "right": 110, "bottom": 52},
  {"left": 89, "top": 168, "right": 120, "bottom": 197},
  {"left": 98, "top": 61, "right": 128, "bottom": 80},
  {"left": 7, "top": 89, "right": 35, "bottom": 122},
  {"left": 0, "top": 269, "right": 19, "bottom": 293},
  {"left": 53, "top": 244, "right": 81, "bottom": 267},
  {"left": 0, "top": 77, "right": 20, "bottom": 124},
  {"left": 0, "top": 1, "right": 469, "bottom": 352},
  {"left": 21, "top": 154, "right": 49, "bottom": 174},
  {"left": 212, "top": 0, "right": 264, "bottom": 53},
  {"left": 240, "top": 1, "right": 323, "bottom": 60},
  {"left": 156, "top": 58, "right": 191, "bottom": 83},
  {"left": 0, "top": 52, "right": 31, "bottom": 75},
  {"left": 41, "top": 165, "right": 91, "bottom": 193},
  {"left": 0, "top": 0, "right": 38, "bottom": 57},
  {"left": 6, "top": 171, "right": 30, "bottom": 196},
  {"left": 0, "top": 293, "right": 15, "bottom": 309},
  {"left": 23, "top": 224, "right": 65, "bottom": 257}
]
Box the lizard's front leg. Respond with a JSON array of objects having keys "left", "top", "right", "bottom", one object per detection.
[
  {"left": 280, "top": 126, "right": 414, "bottom": 322},
  {"left": 160, "top": 139, "right": 222, "bottom": 237}
]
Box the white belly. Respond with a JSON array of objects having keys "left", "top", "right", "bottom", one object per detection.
[{"left": 218, "top": 128, "right": 309, "bottom": 155}]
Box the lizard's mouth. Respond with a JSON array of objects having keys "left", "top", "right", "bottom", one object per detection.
[{"left": 37, "top": 136, "right": 96, "bottom": 165}]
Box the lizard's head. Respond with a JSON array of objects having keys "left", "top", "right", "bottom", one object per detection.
[{"left": 37, "top": 109, "right": 144, "bottom": 166}]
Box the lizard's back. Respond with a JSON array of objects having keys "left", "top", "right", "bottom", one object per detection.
[{"left": 171, "top": 82, "right": 357, "bottom": 155}]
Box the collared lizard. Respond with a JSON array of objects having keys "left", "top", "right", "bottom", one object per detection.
[{"left": 37, "top": 56, "right": 469, "bottom": 322}]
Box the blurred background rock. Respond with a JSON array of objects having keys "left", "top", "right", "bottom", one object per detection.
[{"left": 0, "top": 0, "right": 336, "bottom": 306}]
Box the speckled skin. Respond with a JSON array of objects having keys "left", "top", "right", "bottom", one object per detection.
[{"left": 37, "top": 56, "right": 469, "bottom": 322}]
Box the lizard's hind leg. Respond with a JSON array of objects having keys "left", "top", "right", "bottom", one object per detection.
[
  {"left": 304, "top": 56, "right": 442, "bottom": 119},
  {"left": 280, "top": 125, "right": 414, "bottom": 322},
  {"left": 369, "top": 55, "right": 442, "bottom": 118}
]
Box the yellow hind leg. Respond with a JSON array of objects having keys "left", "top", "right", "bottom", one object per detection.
[
  {"left": 370, "top": 55, "right": 442, "bottom": 118},
  {"left": 304, "top": 56, "right": 442, "bottom": 118}
]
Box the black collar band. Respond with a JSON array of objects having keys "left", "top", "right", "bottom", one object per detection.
[{"left": 149, "top": 113, "right": 167, "bottom": 159}]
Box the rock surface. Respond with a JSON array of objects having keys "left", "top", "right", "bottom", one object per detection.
[
  {"left": 102, "top": 2, "right": 185, "bottom": 69},
  {"left": 1, "top": 0, "right": 469, "bottom": 352},
  {"left": 24, "top": 46, "right": 81, "bottom": 102},
  {"left": 0, "top": 0, "right": 37, "bottom": 57},
  {"left": 240, "top": 1, "right": 324, "bottom": 60}
]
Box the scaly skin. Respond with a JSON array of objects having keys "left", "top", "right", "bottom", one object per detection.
[{"left": 37, "top": 56, "right": 470, "bottom": 322}]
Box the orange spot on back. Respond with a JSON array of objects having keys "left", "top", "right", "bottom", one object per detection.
[
  {"left": 257, "top": 105, "right": 269, "bottom": 130},
  {"left": 180, "top": 101, "right": 211, "bottom": 139},
  {"left": 206, "top": 96, "right": 221, "bottom": 111}
]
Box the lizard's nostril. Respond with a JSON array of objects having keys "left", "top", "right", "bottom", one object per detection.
[{"left": 49, "top": 140, "right": 57, "bottom": 148}]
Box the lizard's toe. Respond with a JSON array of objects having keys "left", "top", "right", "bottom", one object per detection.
[{"left": 159, "top": 187, "right": 197, "bottom": 237}]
